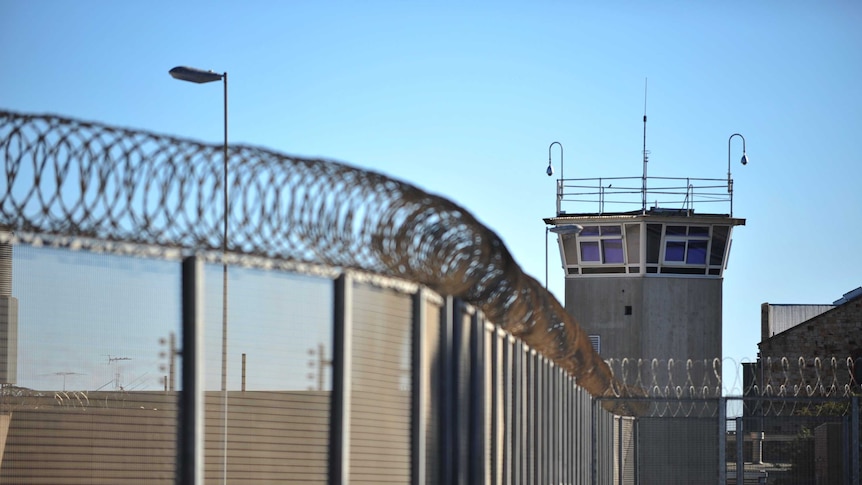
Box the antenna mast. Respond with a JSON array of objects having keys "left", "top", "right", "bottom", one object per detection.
[{"left": 642, "top": 78, "right": 649, "bottom": 213}]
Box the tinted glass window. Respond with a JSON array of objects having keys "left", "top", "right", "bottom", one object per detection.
[
  {"left": 562, "top": 235, "right": 579, "bottom": 265},
  {"left": 689, "top": 226, "right": 709, "bottom": 238},
  {"left": 710, "top": 226, "right": 729, "bottom": 266},
  {"left": 602, "top": 239, "right": 624, "bottom": 264},
  {"left": 580, "top": 241, "right": 600, "bottom": 261},
  {"left": 687, "top": 240, "right": 708, "bottom": 265},
  {"left": 580, "top": 226, "right": 600, "bottom": 237},
  {"left": 625, "top": 224, "right": 640, "bottom": 264},
  {"left": 666, "top": 226, "right": 687, "bottom": 236},
  {"left": 665, "top": 241, "right": 685, "bottom": 262},
  {"left": 646, "top": 224, "right": 662, "bottom": 264}
]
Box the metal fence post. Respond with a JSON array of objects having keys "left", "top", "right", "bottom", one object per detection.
[
  {"left": 852, "top": 396, "right": 860, "bottom": 485},
  {"left": 490, "top": 327, "right": 500, "bottom": 485},
  {"left": 718, "top": 397, "right": 726, "bottom": 485},
  {"left": 178, "top": 256, "right": 204, "bottom": 485},
  {"left": 469, "top": 312, "right": 485, "bottom": 485},
  {"left": 452, "top": 299, "right": 468, "bottom": 485},
  {"left": 329, "top": 273, "right": 353, "bottom": 485},
  {"left": 440, "top": 296, "right": 455, "bottom": 484},
  {"left": 736, "top": 416, "right": 744, "bottom": 485},
  {"left": 502, "top": 336, "right": 512, "bottom": 485},
  {"left": 591, "top": 398, "right": 598, "bottom": 485}
]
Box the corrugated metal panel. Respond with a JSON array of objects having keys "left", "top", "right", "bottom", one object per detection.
[
  {"left": 349, "top": 281, "right": 412, "bottom": 484},
  {"left": 766, "top": 304, "right": 834, "bottom": 337},
  {"left": 616, "top": 416, "right": 636, "bottom": 485},
  {"left": 207, "top": 392, "right": 330, "bottom": 483},
  {"left": 1, "top": 391, "right": 329, "bottom": 484}
]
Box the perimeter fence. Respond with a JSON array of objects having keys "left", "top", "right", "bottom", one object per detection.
[
  {"left": 1, "top": 110, "right": 859, "bottom": 484},
  {"left": 596, "top": 357, "right": 860, "bottom": 485},
  {"left": 1, "top": 242, "right": 627, "bottom": 484},
  {"left": 0, "top": 110, "right": 628, "bottom": 484}
]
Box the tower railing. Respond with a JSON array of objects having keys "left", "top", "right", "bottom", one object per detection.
[{"left": 556, "top": 176, "right": 731, "bottom": 217}]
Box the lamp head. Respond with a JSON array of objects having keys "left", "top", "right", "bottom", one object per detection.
[
  {"left": 741, "top": 152, "right": 749, "bottom": 166},
  {"left": 546, "top": 163, "right": 554, "bottom": 176},
  {"left": 169, "top": 66, "right": 224, "bottom": 84},
  {"left": 549, "top": 224, "right": 583, "bottom": 235}
]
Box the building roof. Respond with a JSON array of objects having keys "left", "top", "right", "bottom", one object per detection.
[{"left": 759, "top": 288, "right": 862, "bottom": 346}]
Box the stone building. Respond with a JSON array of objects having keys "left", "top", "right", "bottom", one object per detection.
[{"left": 755, "top": 287, "right": 862, "bottom": 395}]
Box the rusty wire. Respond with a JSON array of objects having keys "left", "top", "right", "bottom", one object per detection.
[{"left": 1, "top": 109, "right": 644, "bottom": 413}]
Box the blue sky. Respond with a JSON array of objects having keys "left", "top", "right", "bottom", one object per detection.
[{"left": 2, "top": 1, "right": 861, "bottom": 391}]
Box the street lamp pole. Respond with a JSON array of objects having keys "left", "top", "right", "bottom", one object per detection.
[
  {"left": 170, "top": 65, "right": 230, "bottom": 485},
  {"left": 727, "top": 133, "right": 749, "bottom": 217},
  {"left": 169, "top": 66, "right": 229, "bottom": 393},
  {"left": 547, "top": 141, "right": 564, "bottom": 215}
]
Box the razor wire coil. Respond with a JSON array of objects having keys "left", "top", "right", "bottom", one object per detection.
[{"left": 1, "top": 110, "right": 642, "bottom": 412}]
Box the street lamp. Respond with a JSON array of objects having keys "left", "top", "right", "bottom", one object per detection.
[
  {"left": 170, "top": 65, "right": 230, "bottom": 485},
  {"left": 727, "top": 133, "right": 749, "bottom": 216},
  {"left": 547, "top": 141, "right": 564, "bottom": 215},
  {"left": 545, "top": 224, "right": 583, "bottom": 288},
  {"left": 169, "top": 65, "right": 229, "bottom": 393},
  {"left": 547, "top": 141, "right": 562, "bottom": 177}
]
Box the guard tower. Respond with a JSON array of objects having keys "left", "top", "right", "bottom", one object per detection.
[{"left": 545, "top": 135, "right": 748, "bottom": 395}]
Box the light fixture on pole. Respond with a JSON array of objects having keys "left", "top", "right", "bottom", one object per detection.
[
  {"left": 727, "top": 133, "right": 748, "bottom": 216},
  {"left": 545, "top": 224, "right": 583, "bottom": 288},
  {"left": 548, "top": 141, "right": 565, "bottom": 215},
  {"left": 547, "top": 141, "right": 562, "bottom": 177},
  {"left": 170, "top": 65, "right": 229, "bottom": 393},
  {"left": 170, "top": 64, "right": 230, "bottom": 485},
  {"left": 549, "top": 224, "right": 584, "bottom": 235}
]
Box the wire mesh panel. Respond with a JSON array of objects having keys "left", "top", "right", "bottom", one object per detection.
[
  {"left": 725, "top": 396, "right": 860, "bottom": 485},
  {"left": 206, "top": 265, "right": 333, "bottom": 484},
  {"left": 348, "top": 280, "right": 413, "bottom": 484},
  {"left": 1, "top": 244, "right": 181, "bottom": 484},
  {"left": 0, "top": 243, "right": 335, "bottom": 484},
  {"left": 637, "top": 416, "right": 718, "bottom": 485}
]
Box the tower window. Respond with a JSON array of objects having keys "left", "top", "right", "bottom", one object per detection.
[
  {"left": 663, "top": 225, "right": 710, "bottom": 266},
  {"left": 578, "top": 225, "right": 625, "bottom": 265}
]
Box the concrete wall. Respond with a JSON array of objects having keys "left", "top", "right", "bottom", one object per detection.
[{"left": 566, "top": 277, "right": 722, "bottom": 364}]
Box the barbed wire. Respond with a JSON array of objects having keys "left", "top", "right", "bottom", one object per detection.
[
  {"left": 601, "top": 356, "right": 859, "bottom": 418},
  {"left": 605, "top": 356, "right": 859, "bottom": 399},
  {"left": 0, "top": 110, "right": 644, "bottom": 414}
]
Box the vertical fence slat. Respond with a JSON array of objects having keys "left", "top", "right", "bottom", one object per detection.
[
  {"left": 329, "top": 273, "right": 352, "bottom": 485},
  {"left": 411, "top": 289, "right": 426, "bottom": 485}
]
